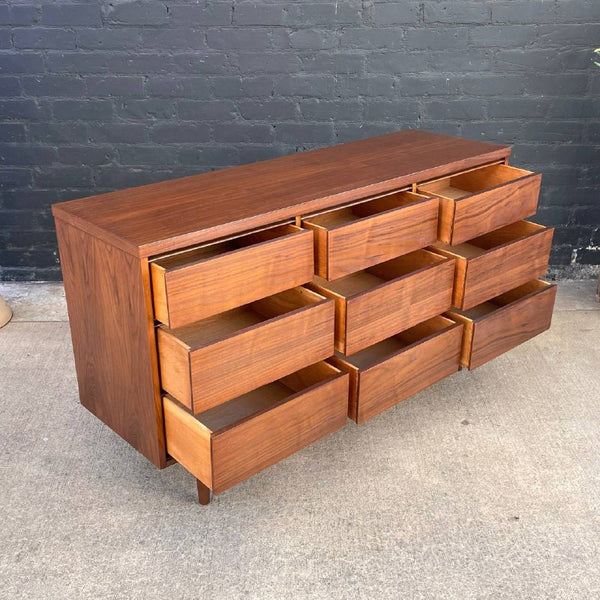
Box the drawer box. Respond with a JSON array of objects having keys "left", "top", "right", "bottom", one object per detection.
[
  {"left": 446, "top": 279, "right": 556, "bottom": 370},
  {"left": 308, "top": 249, "right": 455, "bottom": 355},
  {"left": 302, "top": 191, "right": 438, "bottom": 280},
  {"left": 431, "top": 220, "right": 553, "bottom": 309},
  {"left": 331, "top": 316, "right": 463, "bottom": 423},
  {"left": 418, "top": 164, "right": 541, "bottom": 245},
  {"left": 157, "top": 287, "right": 335, "bottom": 413},
  {"left": 151, "top": 224, "right": 314, "bottom": 328},
  {"left": 163, "top": 362, "right": 349, "bottom": 494}
]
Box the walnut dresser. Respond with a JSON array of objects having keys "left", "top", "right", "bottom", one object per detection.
[{"left": 52, "top": 130, "right": 556, "bottom": 505}]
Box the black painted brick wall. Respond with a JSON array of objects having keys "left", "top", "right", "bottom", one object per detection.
[{"left": 0, "top": 1, "right": 599, "bottom": 280}]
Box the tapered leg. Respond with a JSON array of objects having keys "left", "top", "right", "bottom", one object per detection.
[{"left": 197, "top": 479, "right": 211, "bottom": 505}]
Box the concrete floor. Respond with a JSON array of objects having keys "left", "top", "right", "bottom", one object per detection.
[{"left": 0, "top": 280, "right": 599, "bottom": 600}]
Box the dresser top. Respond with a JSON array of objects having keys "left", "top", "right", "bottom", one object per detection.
[{"left": 52, "top": 130, "right": 510, "bottom": 258}]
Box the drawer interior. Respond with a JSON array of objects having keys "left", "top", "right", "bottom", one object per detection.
[
  {"left": 191, "top": 361, "right": 342, "bottom": 434},
  {"left": 303, "top": 191, "right": 430, "bottom": 229},
  {"left": 311, "top": 249, "right": 447, "bottom": 297},
  {"left": 163, "top": 286, "right": 325, "bottom": 348},
  {"left": 451, "top": 279, "right": 550, "bottom": 321},
  {"left": 433, "top": 220, "right": 546, "bottom": 259},
  {"left": 336, "top": 315, "right": 457, "bottom": 369},
  {"left": 152, "top": 223, "right": 303, "bottom": 270},
  {"left": 419, "top": 164, "right": 533, "bottom": 200}
]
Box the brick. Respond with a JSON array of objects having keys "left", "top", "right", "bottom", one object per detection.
[
  {"left": 178, "top": 145, "right": 239, "bottom": 166},
  {"left": 422, "top": 99, "right": 486, "bottom": 120},
  {"left": 575, "top": 248, "right": 600, "bottom": 265},
  {"left": 494, "top": 49, "right": 592, "bottom": 72},
  {"left": 371, "top": 3, "right": 420, "bottom": 25},
  {"left": 275, "top": 75, "right": 335, "bottom": 97},
  {"left": 0, "top": 99, "right": 42, "bottom": 119},
  {"left": 525, "top": 74, "right": 588, "bottom": 95},
  {"left": 234, "top": 4, "right": 286, "bottom": 26},
  {"left": 76, "top": 28, "right": 142, "bottom": 50},
  {"left": 7, "top": 5, "right": 40, "bottom": 26},
  {"left": 140, "top": 28, "right": 206, "bottom": 50},
  {"left": 405, "top": 27, "right": 469, "bottom": 50},
  {"left": 340, "top": 29, "right": 404, "bottom": 50},
  {"left": 107, "top": 54, "right": 175, "bottom": 74},
  {"left": 0, "top": 53, "right": 44, "bottom": 73},
  {"left": 105, "top": 1, "right": 168, "bottom": 25},
  {"left": 572, "top": 206, "right": 600, "bottom": 227},
  {"left": 366, "top": 52, "right": 427, "bottom": 74},
  {"left": 534, "top": 206, "right": 571, "bottom": 227},
  {"left": 237, "top": 144, "right": 284, "bottom": 164},
  {"left": 178, "top": 100, "right": 237, "bottom": 120},
  {"left": 460, "top": 75, "right": 524, "bottom": 96},
  {"left": 42, "top": 4, "right": 102, "bottom": 26},
  {"left": 274, "top": 123, "right": 335, "bottom": 144},
  {"left": 335, "top": 123, "right": 395, "bottom": 143},
  {"left": 548, "top": 98, "right": 600, "bottom": 118},
  {"left": 425, "top": 2, "right": 489, "bottom": 23},
  {"left": 14, "top": 27, "right": 75, "bottom": 49},
  {"left": 288, "top": 29, "right": 338, "bottom": 50},
  {"left": 492, "top": 1, "right": 555, "bottom": 23},
  {"left": 149, "top": 124, "right": 211, "bottom": 143},
  {"left": 118, "top": 145, "right": 178, "bottom": 165},
  {"left": 537, "top": 24, "right": 600, "bottom": 47},
  {"left": 335, "top": 75, "right": 394, "bottom": 98},
  {"left": 461, "top": 120, "right": 523, "bottom": 142},
  {"left": 169, "top": 3, "right": 232, "bottom": 26},
  {"left": 0, "top": 168, "right": 32, "bottom": 189},
  {"left": 46, "top": 52, "right": 109, "bottom": 73},
  {"left": 0, "top": 77, "right": 22, "bottom": 96},
  {"left": 363, "top": 100, "right": 420, "bottom": 122},
  {"left": 301, "top": 53, "right": 364, "bottom": 74},
  {"left": 0, "top": 123, "right": 26, "bottom": 142},
  {"left": 36, "top": 166, "right": 93, "bottom": 188},
  {"left": 524, "top": 121, "right": 584, "bottom": 142},
  {"left": 286, "top": 3, "right": 360, "bottom": 26},
  {"left": 30, "top": 122, "right": 89, "bottom": 143},
  {"left": 238, "top": 100, "right": 297, "bottom": 121},
  {"left": 95, "top": 166, "right": 174, "bottom": 189},
  {"left": 426, "top": 50, "right": 492, "bottom": 71},
  {"left": 86, "top": 76, "right": 144, "bottom": 97},
  {"left": 470, "top": 26, "right": 537, "bottom": 48},
  {"left": 88, "top": 123, "right": 147, "bottom": 144},
  {"left": 487, "top": 98, "right": 549, "bottom": 118},
  {"left": 555, "top": 0, "right": 600, "bottom": 22},
  {"left": 299, "top": 99, "right": 362, "bottom": 122},
  {"left": 172, "top": 53, "right": 228, "bottom": 74},
  {"left": 58, "top": 146, "right": 115, "bottom": 166},
  {"left": 0, "top": 145, "right": 56, "bottom": 165},
  {"left": 396, "top": 75, "right": 460, "bottom": 96},
  {"left": 207, "top": 28, "right": 271, "bottom": 50},
  {"left": 22, "top": 75, "right": 85, "bottom": 97},
  {"left": 238, "top": 53, "right": 301, "bottom": 73},
  {"left": 117, "top": 99, "right": 177, "bottom": 119},
  {"left": 0, "top": 30, "right": 11, "bottom": 49},
  {"left": 53, "top": 99, "right": 114, "bottom": 121},
  {"left": 147, "top": 77, "right": 211, "bottom": 99},
  {"left": 214, "top": 123, "right": 273, "bottom": 143}
]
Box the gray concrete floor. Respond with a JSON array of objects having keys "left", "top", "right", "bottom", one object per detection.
[{"left": 0, "top": 280, "right": 599, "bottom": 600}]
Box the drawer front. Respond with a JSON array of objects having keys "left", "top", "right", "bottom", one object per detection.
[
  {"left": 449, "top": 281, "right": 556, "bottom": 369},
  {"left": 432, "top": 222, "right": 554, "bottom": 309},
  {"left": 304, "top": 197, "right": 439, "bottom": 280},
  {"left": 450, "top": 173, "right": 541, "bottom": 245},
  {"left": 158, "top": 299, "right": 335, "bottom": 413},
  {"left": 151, "top": 225, "right": 314, "bottom": 328},
  {"left": 162, "top": 367, "right": 349, "bottom": 494},
  {"left": 343, "top": 259, "right": 455, "bottom": 355}
]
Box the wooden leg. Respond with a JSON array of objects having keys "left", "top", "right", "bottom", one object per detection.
[{"left": 197, "top": 479, "right": 211, "bottom": 505}]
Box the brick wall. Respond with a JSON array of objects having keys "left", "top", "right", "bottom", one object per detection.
[{"left": 0, "top": 1, "right": 599, "bottom": 280}]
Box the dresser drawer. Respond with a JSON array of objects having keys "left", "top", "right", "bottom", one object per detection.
[
  {"left": 308, "top": 249, "right": 455, "bottom": 355},
  {"left": 158, "top": 287, "right": 335, "bottom": 413},
  {"left": 431, "top": 220, "right": 553, "bottom": 309},
  {"left": 418, "top": 164, "right": 541, "bottom": 245},
  {"left": 163, "top": 362, "right": 349, "bottom": 494},
  {"left": 331, "top": 316, "right": 462, "bottom": 423},
  {"left": 302, "top": 191, "right": 438, "bottom": 280},
  {"left": 151, "top": 224, "right": 314, "bottom": 328},
  {"left": 447, "top": 279, "right": 556, "bottom": 370}
]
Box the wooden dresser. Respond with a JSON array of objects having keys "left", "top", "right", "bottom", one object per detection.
[{"left": 52, "top": 130, "right": 556, "bottom": 504}]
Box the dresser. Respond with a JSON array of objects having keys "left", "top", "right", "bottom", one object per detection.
[{"left": 52, "top": 130, "right": 556, "bottom": 504}]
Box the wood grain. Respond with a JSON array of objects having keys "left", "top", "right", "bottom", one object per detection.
[
  {"left": 331, "top": 316, "right": 463, "bottom": 423},
  {"left": 419, "top": 164, "right": 541, "bottom": 245},
  {"left": 309, "top": 249, "right": 455, "bottom": 354},
  {"left": 431, "top": 221, "right": 553, "bottom": 309},
  {"left": 52, "top": 131, "right": 510, "bottom": 257},
  {"left": 162, "top": 362, "right": 349, "bottom": 494},
  {"left": 157, "top": 287, "right": 335, "bottom": 413},
  {"left": 302, "top": 192, "right": 439, "bottom": 280},
  {"left": 151, "top": 224, "right": 314, "bottom": 328},
  {"left": 446, "top": 279, "right": 557, "bottom": 369},
  {"left": 55, "top": 218, "right": 166, "bottom": 467}
]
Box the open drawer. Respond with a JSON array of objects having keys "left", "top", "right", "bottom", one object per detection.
[
  {"left": 331, "top": 316, "right": 463, "bottom": 423},
  {"left": 302, "top": 191, "right": 438, "bottom": 280},
  {"left": 308, "top": 249, "right": 454, "bottom": 355},
  {"left": 157, "top": 287, "right": 334, "bottom": 413},
  {"left": 163, "top": 361, "right": 349, "bottom": 494},
  {"left": 418, "top": 164, "right": 541, "bottom": 245},
  {"left": 446, "top": 279, "right": 556, "bottom": 370},
  {"left": 431, "top": 220, "right": 553, "bottom": 309},
  {"left": 150, "top": 224, "right": 314, "bottom": 328}
]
